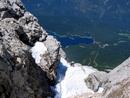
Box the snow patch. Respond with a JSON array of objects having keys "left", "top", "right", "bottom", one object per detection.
[
  {"left": 97, "top": 87, "right": 104, "bottom": 93},
  {"left": 55, "top": 58, "right": 96, "bottom": 98},
  {"left": 31, "top": 42, "right": 47, "bottom": 64},
  {"left": 60, "top": 57, "right": 71, "bottom": 68},
  {"left": 31, "top": 42, "right": 104, "bottom": 98}
]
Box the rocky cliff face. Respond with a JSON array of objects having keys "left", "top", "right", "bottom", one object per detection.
[
  {"left": 0, "top": 0, "right": 64, "bottom": 98},
  {"left": 0, "top": 0, "right": 130, "bottom": 98},
  {"left": 85, "top": 57, "right": 130, "bottom": 98}
]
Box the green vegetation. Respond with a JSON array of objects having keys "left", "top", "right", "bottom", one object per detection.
[
  {"left": 40, "top": 16, "right": 130, "bottom": 71},
  {"left": 64, "top": 42, "right": 130, "bottom": 71},
  {"left": 118, "top": 33, "right": 130, "bottom": 40}
]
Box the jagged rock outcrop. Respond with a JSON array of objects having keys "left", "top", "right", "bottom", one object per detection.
[
  {"left": 0, "top": 0, "right": 62, "bottom": 98},
  {"left": 1, "top": 0, "right": 130, "bottom": 98},
  {"left": 85, "top": 57, "right": 130, "bottom": 98},
  {"left": 18, "top": 11, "right": 47, "bottom": 45},
  {"left": 0, "top": 0, "right": 25, "bottom": 19}
]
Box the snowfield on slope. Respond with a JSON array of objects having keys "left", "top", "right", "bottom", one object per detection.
[
  {"left": 55, "top": 58, "right": 97, "bottom": 98},
  {"left": 31, "top": 42, "right": 103, "bottom": 98}
]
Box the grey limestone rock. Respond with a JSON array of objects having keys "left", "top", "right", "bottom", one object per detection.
[
  {"left": 36, "top": 35, "right": 61, "bottom": 80},
  {"left": 18, "top": 12, "right": 47, "bottom": 45},
  {"left": 101, "top": 57, "right": 130, "bottom": 98},
  {"left": 0, "top": 0, "right": 25, "bottom": 19},
  {"left": 85, "top": 71, "right": 108, "bottom": 92},
  {"left": 0, "top": 0, "right": 62, "bottom": 98},
  {"left": 85, "top": 57, "right": 130, "bottom": 98}
]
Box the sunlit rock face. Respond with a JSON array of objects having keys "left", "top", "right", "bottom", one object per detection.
[
  {"left": 1, "top": 0, "right": 130, "bottom": 98},
  {"left": 84, "top": 57, "right": 130, "bottom": 98},
  {"left": 31, "top": 37, "right": 61, "bottom": 80},
  {"left": 101, "top": 57, "right": 130, "bottom": 98},
  {"left": 0, "top": 0, "right": 62, "bottom": 98}
]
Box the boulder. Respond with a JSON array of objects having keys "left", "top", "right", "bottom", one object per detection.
[{"left": 85, "top": 71, "right": 108, "bottom": 92}]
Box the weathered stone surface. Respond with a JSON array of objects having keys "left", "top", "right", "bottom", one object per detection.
[
  {"left": 0, "top": 71, "right": 11, "bottom": 98},
  {"left": 0, "top": 0, "right": 25, "bottom": 19},
  {"left": 68, "top": 92, "right": 102, "bottom": 98},
  {"left": 35, "top": 35, "right": 61, "bottom": 80},
  {"left": 18, "top": 12, "right": 47, "bottom": 45},
  {"left": 102, "top": 77, "right": 130, "bottom": 98},
  {"left": 85, "top": 57, "right": 130, "bottom": 98},
  {"left": 101, "top": 57, "right": 130, "bottom": 98},
  {"left": 44, "top": 35, "right": 60, "bottom": 67},
  {"left": 0, "top": 17, "right": 53, "bottom": 98},
  {"left": 0, "top": 0, "right": 62, "bottom": 98},
  {"left": 85, "top": 71, "right": 108, "bottom": 92}
]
